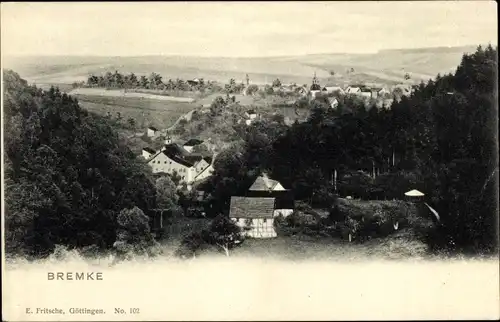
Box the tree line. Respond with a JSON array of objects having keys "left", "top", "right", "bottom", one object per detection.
[{"left": 85, "top": 71, "right": 220, "bottom": 92}]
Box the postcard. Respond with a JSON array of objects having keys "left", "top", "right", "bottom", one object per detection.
[{"left": 2, "top": 1, "right": 499, "bottom": 321}]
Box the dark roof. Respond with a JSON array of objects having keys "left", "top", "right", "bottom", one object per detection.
[
  {"left": 153, "top": 144, "right": 201, "bottom": 167},
  {"left": 310, "top": 84, "right": 322, "bottom": 91},
  {"left": 161, "top": 151, "right": 196, "bottom": 167},
  {"left": 229, "top": 197, "right": 276, "bottom": 219},
  {"left": 360, "top": 87, "right": 372, "bottom": 92},
  {"left": 143, "top": 147, "right": 156, "bottom": 154},
  {"left": 148, "top": 126, "right": 158, "bottom": 131},
  {"left": 184, "top": 138, "right": 204, "bottom": 147},
  {"left": 184, "top": 154, "right": 203, "bottom": 164},
  {"left": 247, "top": 109, "right": 256, "bottom": 114},
  {"left": 163, "top": 143, "right": 189, "bottom": 156}
]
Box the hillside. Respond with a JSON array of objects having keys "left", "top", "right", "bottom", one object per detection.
[{"left": 3, "top": 45, "right": 481, "bottom": 86}]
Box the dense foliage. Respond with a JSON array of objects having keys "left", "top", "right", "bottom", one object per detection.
[
  {"left": 3, "top": 70, "right": 162, "bottom": 257},
  {"left": 204, "top": 45, "right": 498, "bottom": 253}
]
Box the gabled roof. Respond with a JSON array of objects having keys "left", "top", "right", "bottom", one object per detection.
[
  {"left": 148, "top": 126, "right": 159, "bottom": 131},
  {"left": 142, "top": 147, "right": 156, "bottom": 154},
  {"left": 360, "top": 87, "right": 372, "bottom": 92},
  {"left": 246, "top": 109, "right": 256, "bottom": 115},
  {"left": 405, "top": 189, "right": 425, "bottom": 197},
  {"left": 229, "top": 197, "right": 276, "bottom": 219},
  {"left": 183, "top": 139, "right": 204, "bottom": 147},
  {"left": 249, "top": 174, "right": 285, "bottom": 191},
  {"left": 149, "top": 144, "right": 201, "bottom": 167}
]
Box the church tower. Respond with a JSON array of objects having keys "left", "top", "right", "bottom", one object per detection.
[{"left": 246, "top": 74, "right": 250, "bottom": 86}]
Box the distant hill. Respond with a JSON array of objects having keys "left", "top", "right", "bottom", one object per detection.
[{"left": 2, "top": 45, "right": 483, "bottom": 86}]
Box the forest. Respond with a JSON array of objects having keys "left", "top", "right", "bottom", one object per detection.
[{"left": 3, "top": 45, "right": 498, "bottom": 258}]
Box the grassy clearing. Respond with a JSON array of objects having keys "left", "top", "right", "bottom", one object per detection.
[
  {"left": 70, "top": 88, "right": 195, "bottom": 102},
  {"left": 76, "top": 95, "right": 194, "bottom": 130}
]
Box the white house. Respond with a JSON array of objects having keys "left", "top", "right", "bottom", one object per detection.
[
  {"left": 346, "top": 86, "right": 361, "bottom": 94},
  {"left": 230, "top": 197, "right": 277, "bottom": 238},
  {"left": 147, "top": 126, "right": 159, "bottom": 137},
  {"left": 142, "top": 147, "right": 156, "bottom": 159},
  {"left": 323, "top": 86, "right": 345, "bottom": 95},
  {"left": 244, "top": 110, "right": 258, "bottom": 120},
  {"left": 328, "top": 97, "right": 339, "bottom": 109},
  {"left": 147, "top": 144, "right": 212, "bottom": 183},
  {"left": 183, "top": 139, "right": 204, "bottom": 153},
  {"left": 360, "top": 87, "right": 373, "bottom": 98},
  {"left": 310, "top": 90, "right": 322, "bottom": 99}
]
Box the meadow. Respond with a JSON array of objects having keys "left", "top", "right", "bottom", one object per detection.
[
  {"left": 74, "top": 94, "right": 196, "bottom": 130},
  {"left": 70, "top": 88, "right": 196, "bottom": 102}
]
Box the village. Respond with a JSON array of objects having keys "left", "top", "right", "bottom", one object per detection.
[{"left": 138, "top": 72, "right": 437, "bottom": 244}]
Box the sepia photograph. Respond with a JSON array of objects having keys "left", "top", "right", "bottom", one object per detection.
[{"left": 1, "top": 1, "right": 499, "bottom": 321}]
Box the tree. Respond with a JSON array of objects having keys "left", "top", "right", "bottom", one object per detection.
[
  {"left": 113, "top": 206, "right": 159, "bottom": 258},
  {"left": 155, "top": 176, "right": 178, "bottom": 210},
  {"left": 205, "top": 215, "right": 243, "bottom": 256},
  {"left": 272, "top": 78, "right": 282, "bottom": 88},
  {"left": 127, "top": 118, "right": 136, "bottom": 128},
  {"left": 246, "top": 84, "right": 259, "bottom": 96}
]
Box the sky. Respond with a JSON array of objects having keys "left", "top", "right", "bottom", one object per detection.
[{"left": 1, "top": 1, "right": 498, "bottom": 57}]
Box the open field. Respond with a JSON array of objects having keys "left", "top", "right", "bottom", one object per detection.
[
  {"left": 76, "top": 95, "right": 195, "bottom": 130},
  {"left": 70, "top": 88, "right": 196, "bottom": 102},
  {"left": 3, "top": 45, "right": 480, "bottom": 86}
]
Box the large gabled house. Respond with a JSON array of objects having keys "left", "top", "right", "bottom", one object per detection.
[{"left": 147, "top": 143, "right": 213, "bottom": 184}]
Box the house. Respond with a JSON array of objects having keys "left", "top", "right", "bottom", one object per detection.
[
  {"left": 322, "top": 86, "right": 345, "bottom": 95},
  {"left": 229, "top": 174, "right": 294, "bottom": 238},
  {"left": 147, "top": 126, "right": 159, "bottom": 137},
  {"left": 187, "top": 78, "right": 201, "bottom": 86},
  {"left": 229, "top": 197, "right": 277, "bottom": 238},
  {"left": 142, "top": 147, "right": 156, "bottom": 159},
  {"left": 372, "top": 87, "right": 391, "bottom": 98},
  {"left": 328, "top": 97, "right": 339, "bottom": 109},
  {"left": 147, "top": 143, "right": 212, "bottom": 183},
  {"left": 244, "top": 110, "right": 258, "bottom": 120},
  {"left": 247, "top": 173, "right": 294, "bottom": 218},
  {"left": 183, "top": 139, "right": 204, "bottom": 153},
  {"left": 346, "top": 86, "right": 361, "bottom": 94},
  {"left": 360, "top": 87, "right": 373, "bottom": 98}
]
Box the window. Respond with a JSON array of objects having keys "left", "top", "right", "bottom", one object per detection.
[
  {"left": 164, "top": 161, "right": 167, "bottom": 164},
  {"left": 263, "top": 219, "right": 267, "bottom": 223}
]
